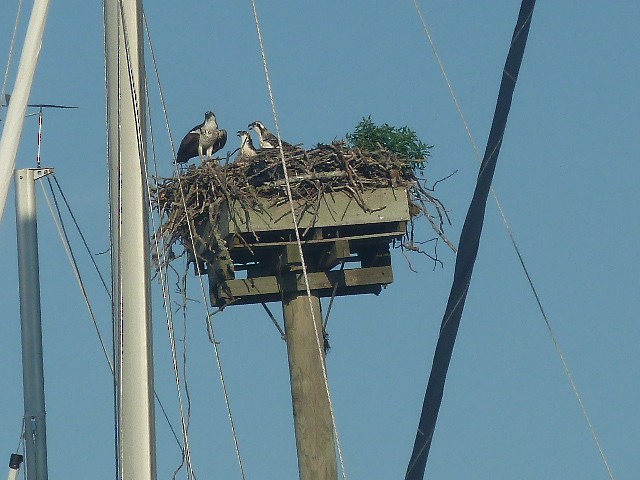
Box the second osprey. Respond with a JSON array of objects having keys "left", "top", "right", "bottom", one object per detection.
[
  {"left": 248, "top": 120, "right": 294, "bottom": 150},
  {"left": 176, "top": 111, "right": 227, "bottom": 164}
]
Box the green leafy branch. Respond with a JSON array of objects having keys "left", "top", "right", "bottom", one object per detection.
[{"left": 345, "top": 116, "right": 432, "bottom": 172}]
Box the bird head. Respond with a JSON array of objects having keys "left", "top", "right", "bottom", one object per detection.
[
  {"left": 248, "top": 121, "right": 264, "bottom": 133},
  {"left": 204, "top": 111, "right": 219, "bottom": 129},
  {"left": 237, "top": 130, "right": 254, "bottom": 147}
]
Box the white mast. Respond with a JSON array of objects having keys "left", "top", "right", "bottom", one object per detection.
[
  {"left": 104, "top": 0, "right": 157, "bottom": 479},
  {"left": 0, "top": 0, "right": 52, "bottom": 220}
]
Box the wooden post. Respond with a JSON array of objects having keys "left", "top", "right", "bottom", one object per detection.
[{"left": 282, "top": 291, "right": 338, "bottom": 480}]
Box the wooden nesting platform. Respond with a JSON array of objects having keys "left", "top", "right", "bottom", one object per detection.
[{"left": 192, "top": 187, "right": 410, "bottom": 307}]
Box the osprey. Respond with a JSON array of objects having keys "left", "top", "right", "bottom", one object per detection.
[
  {"left": 236, "top": 130, "right": 258, "bottom": 162},
  {"left": 248, "top": 120, "right": 294, "bottom": 150},
  {"left": 176, "top": 111, "right": 227, "bottom": 163}
]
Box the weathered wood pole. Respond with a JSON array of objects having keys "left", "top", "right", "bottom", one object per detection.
[{"left": 282, "top": 291, "right": 338, "bottom": 480}]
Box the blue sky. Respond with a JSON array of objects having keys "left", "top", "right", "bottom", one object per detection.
[{"left": 1, "top": 1, "right": 638, "bottom": 478}]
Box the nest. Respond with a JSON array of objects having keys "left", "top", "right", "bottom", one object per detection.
[{"left": 151, "top": 142, "right": 455, "bottom": 270}]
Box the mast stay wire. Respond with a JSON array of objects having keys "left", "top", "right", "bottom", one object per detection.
[
  {"left": 101, "top": 2, "right": 120, "bottom": 475},
  {"left": 411, "top": 2, "right": 615, "bottom": 478},
  {"left": 144, "top": 71, "right": 196, "bottom": 480},
  {"left": 142, "top": 52, "right": 194, "bottom": 478},
  {"left": 38, "top": 174, "right": 184, "bottom": 450},
  {"left": 249, "top": 2, "right": 347, "bottom": 478},
  {"left": 0, "top": 0, "right": 24, "bottom": 115},
  {"left": 41, "top": 178, "right": 113, "bottom": 370},
  {"left": 141, "top": 8, "right": 247, "bottom": 479},
  {"left": 50, "top": 175, "right": 111, "bottom": 299}
]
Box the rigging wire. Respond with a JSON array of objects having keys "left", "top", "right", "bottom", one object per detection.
[
  {"left": 249, "top": 2, "right": 347, "bottom": 478},
  {"left": 40, "top": 178, "right": 113, "bottom": 371},
  {"left": 175, "top": 265, "right": 195, "bottom": 480},
  {"left": 114, "top": 3, "right": 199, "bottom": 478},
  {"left": 101, "top": 1, "right": 120, "bottom": 476},
  {"left": 50, "top": 176, "right": 112, "bottom": 299},
  {"left": 110, "top": 2, "right": 181, "bottom": 477},
  {"left": 14, "top": 418, "right": 25, "bottom": 458},
  {"left": 39, "top": 174, "right": 185, "bottom": 450},
  {"left": 0, "top": 0, "right": 24, "bottom": 114},
  {"left": 144, "top": 55, "right": 196, "bottom": 480},
  {"left": 142, "top": 8, "right": 247, "bottom": 478},
  {"left": 411, "top": 2, "right": 615, "bottom": 478}
]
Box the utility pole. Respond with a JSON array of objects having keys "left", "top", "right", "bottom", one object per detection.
[
  {"left": 282, "top": 291, "right": 338, "bottom": 480},
  {"left": 195, "top": 188, "right": 408, "bottom": 479}
]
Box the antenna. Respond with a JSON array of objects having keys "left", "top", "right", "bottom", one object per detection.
[{"left": 3, "top": 93, "right": 78, "bottom": 167}]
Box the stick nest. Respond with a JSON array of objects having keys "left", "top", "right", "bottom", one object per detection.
[{"left": 151, "top": 142, "right": 455, "bottom": 270}]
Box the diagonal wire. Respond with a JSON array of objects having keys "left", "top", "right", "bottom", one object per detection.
[
  {"left": 142, "top": 7, "right": 246, "bottom": 478},
  {"left": 41, "top": 177, "right": 113, "bottom": 371},
  {"left": 40, "top": 175, "right": 184, "bottom": 450},
  {"left": 50, "top": 175, "right": 111, "bottom": 299},
  {"left": 407, "top": 1, "right": 537, "bottom": 476},
  {"left": 323, "top": 261, "right": 345, "bottom": 330},
  {"left": 411, "top": 2, "right": 615, "bottom": 479},
  {"left": 143, "top": 51, "right": 194, "bottom": 480},
  {"left": 115, "top": 3, "right": 199, "bottom": 477},
  {"left": 261, "top": 303, "right": 286, "bottom": 340},
  {"left": 250, "top": 2, "right": 347, "bottom": 478},
  {"left": 146, "top": 83, "right": 196, "bottom": 480}
]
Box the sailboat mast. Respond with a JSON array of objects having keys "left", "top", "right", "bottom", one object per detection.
[
  {"left": 104, "top": 0, "right": 157, "bottom": 479},
  {"left": 15, "top": 168, "right": 53, "bottom": 480}
]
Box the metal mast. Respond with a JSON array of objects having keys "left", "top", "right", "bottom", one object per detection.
[
  {"left": 15, "top": 167, "right": 53, "bottom": 480},
  {"left": 105, "top": 0, "right": 157, "bottom": 479}
]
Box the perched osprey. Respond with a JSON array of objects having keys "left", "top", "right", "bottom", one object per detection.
[
  {"left": 236, "top": 130, "right": 258, "bottom": 162},
  {"left": 176, "top": 111, "right": 227, "bottom": 163},
  {"left": 248, "top": 120, "right": 294, "bottom": 149}
]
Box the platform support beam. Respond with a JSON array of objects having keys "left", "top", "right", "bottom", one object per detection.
[{"left": 282, "top": 291, "right": 338, "bottom": 480}]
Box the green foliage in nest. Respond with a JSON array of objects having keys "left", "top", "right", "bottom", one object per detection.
[{"left": 345, "top": 116, "right": 432, "bottom": 171}]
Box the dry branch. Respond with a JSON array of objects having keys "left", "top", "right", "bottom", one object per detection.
[{"left": 151, "top": 142, "right": 454, "bottom": 270}]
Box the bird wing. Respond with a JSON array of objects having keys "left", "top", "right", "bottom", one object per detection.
[
  {"left": 176, "top": 131, "right": 199, "bottom": 163},
  {"left": 213, "top": 129, "right": 228, "bottom": 152},
  {"left": 264, "top": 131, "right": 294, "bottom": 149}
]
